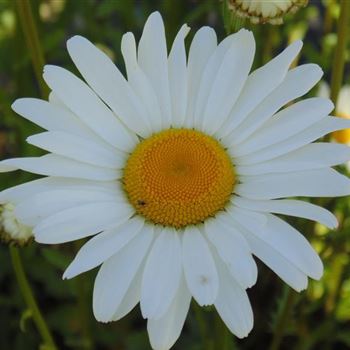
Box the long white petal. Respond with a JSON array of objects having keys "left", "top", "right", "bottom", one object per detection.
[
  {"left": 216, "top": 40, "right": 302, "bottom": 138},
  {"left": 227, "top": 213, "right": 308, "bottom": 291},
  {"left": 192, "top": 33, "right": 235, "bottom": 128},
  {"left": 34, "top": 202, "right": 133, "bottom": 244},
  {"left": 63, "top": 217, "right": 145, "bottom": 279},
  {"left": 138, "top": 12, "right": 172, "bottom": 127},
  {"left": 141, "top": 228, "right": 182, "bottom": 320},
  {"left": 213, "top": 252, "right": 253, "bottom": 338},
  {"left": 93, "top": 227, "right": 154, "bottom": 322},
  {"left": 184, "top": 26, "right": 217, "bottom": 128},
  {"left": 147, "top": 274, "right": 191, "bottom": 350},
  {"left": 27, "top": 131, "right": 125, "bottom": 169},
  {"left": 12, "top": 98, "right": 98, "bottom": 140},
  {"left": 235, "top": 117, "right": 350, "bottom": 165},
  {"left": 205, "top": 214, "right": 257, "bottom": 288},
  {"left": 233, "top": 97, "right": 333, "bottom": 157},
  {"left": 14, "top": 188, "right": 121, "bottom": 226},
  {"left": 121, "top": 32, "right": 163, "bottom": 132},
  {"left": 0, "top": 155, "right": 120, "bottom": 181},
  {"left": 43, "top": 64, "right": 139, "bottom": 147},
  {"left": 232, "top": 196, "right": 338, "bottom": 229},
  {"left": 200, "top": 29, "right": 255, "bottom": 134},
  {"left": 229, "top": 210, "right": 323, "bottom": 281},
  {"left": 0, "top": 177, "right": 117, "bottom": 204},
  {"left": 66, "top": 36, "right": 151, "bottom": 138},
  {"left": 236, "top": 143, "right": 350, "bottom": 174},
  {"left": 224, "top": 64, "right": 323, "bottom": 147},
  {"left": 182, "top": 226, "right": 218, "bottom": 306},
  {"left": 168, "top": 24, "right": 190, "bottom": 127},
  {"left": 237, "top": 168, "right": 350, "bottom": 199}
]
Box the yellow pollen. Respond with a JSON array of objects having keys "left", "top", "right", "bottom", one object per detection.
[
  {"left": 123, "top": 129, "right": 235, "bottom": 228},
  {"left": 333, "top": 113, "right": 350, "bottom": 144}
]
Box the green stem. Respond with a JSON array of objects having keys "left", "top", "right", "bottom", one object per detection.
[
  {"left": 193, "top": 303, "right": 212, "bottom": 350},
  {"left": 269, "top": 287, "right": 296, "bottom": 350},
  {"left": 74, "top": 241, "right": 93, "bottom": 349},
  {"left": 329, "top": 0, "right": 350, "bottom": 110},
  {"left": 10, "top": 245, "right": 58, "bottom": 350},
  {"left": 214, "top": 313, "right": 234, "bottom": 350},
  {"left": 15, "top": 0, "right": 49, "bottom": 98}
]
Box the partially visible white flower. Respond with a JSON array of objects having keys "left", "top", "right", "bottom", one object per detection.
[
  {"left": 0, "top": 202, "right": 33, "bottom": 244},
  {"left": 318, "top": 82, "right": 350, "bottom": 145},
  {"left": 227, "top": 0, "right": 308, "bottom": 24}
]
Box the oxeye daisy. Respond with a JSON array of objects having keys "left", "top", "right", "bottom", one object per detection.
[
  {"left": 227, "top": 0, "right": 308, "bottom": 24},
  {"left": 1, "top": 11, "right": 350, "bottom": 350},
  {"left": 0, "top": 202, "right": 33, "bottom": 245}
]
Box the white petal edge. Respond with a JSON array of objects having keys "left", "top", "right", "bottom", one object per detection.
[
  {"left": 66, "top": 35, "right": 152, "bottom": 138},
  {"left": 168, "top": 24, "right": 190, "bottom": 127},
  {"left": 182, "top": 226, "right": 219, "bottom": 306},
  {"left": 232, "top": 196, "right": 338, "bottom": 229},
  {"left": 63, "top": 216, "right": 145, "bottom": 279},
  {"left": 0, "top": 155, "right": 121, "bottom": 181},
  {"left": 204, "top": 214, "right": 257, "bottom": 289},
  {"left": 140, "top": 228, "right": 182, "bottom": 320},
  {"left": 147, "top": 274, "right": 191, "bottom": 350},
  {"left": 93, "top": 225, "right": 154, "bottom": 322},
  {"left": 34, "top": 201, "right": 133, "bottom": 244}
]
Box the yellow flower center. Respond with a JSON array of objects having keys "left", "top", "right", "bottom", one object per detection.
[{"left": 123, "top": 129, "right": 235, "bottom": 228}]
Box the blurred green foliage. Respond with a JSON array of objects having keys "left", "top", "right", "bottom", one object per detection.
[{"left": 0, "top": 0, "right": 350, "bottom": 349}]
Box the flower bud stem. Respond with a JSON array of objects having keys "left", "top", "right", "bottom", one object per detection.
[
  {"left": 10, "top": 245, "right": 58, "bottom": 350},
  {"left": 15, "top": 0, "right": 49, "bottom": 98},
  {"left": 330, "top": 0, "right": 350, "bottom": 111}
]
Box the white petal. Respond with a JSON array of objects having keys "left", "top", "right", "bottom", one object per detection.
[
  {"left": 168, "top": 24, "right": 190, "bottom": 127},
  {"left": 192, "top": 32, "right": 239, "bottom": 129},
  {"left": 141, "top": 228, "right": 182, "bottom": 320},
  {"left": 213, "top": 252, "right": 253, "bottom": 338},
  {"left": 184, "top": 26, "right": 217, "bottom": 128},
  {"left": 111, "top": 260, "right": 143, "bottom": 321},
  {"left": 216, "top": 40, "right": 303, "bottom": 138},
  {"left": 67, "top": 35, "right": 152, "bottom": 138},
  {"left": 229, "top": 211, "right": 323, "bottom": 282},
  {"left": 0, "top": 177, "right": 117, "bottom": 204},
  {"left": 236, "top": 143, "right": 350, "bottom": 174},
  {"left": 236, "top": 168, "right": 350, "bottom": 199},
  {"left": 235, "top": 117, "right": 350, "bottom": 165},
  {"left": 0, "top": 155, "right": 120, "bottom": 181},
  {"left": 147, "top": 274, "right": 191, "bottom": 350},
  {"left": 63, "top": 217, "right": 145, "bottom": 279},
  {"left": 43, "top": 64, "right": 139, "bottom": 148},
  {"left": 232, "top": 97, "right": 333, "bottom": 157},
  {"left": 233, "top": 196, "right": 338, "bottom": 229},
  {"left": 182, "top": 226, "right": 218, "bottom": 306},
  {"left": 205, "top": 215, "right": 257, "bottom": 288},
  {"left": 138, "top": 12, "right": 172, "bottom": 127},
  {"left": 227, "top": 212, "right": 308, "bottom": 291},
  {"left": 12, "top": 98, "right": 98, "bottom": 140},
  {"left": 93, "top": 226, "right": 154, "bottom": 322},
  {"left": 121, "top": 32, "right": 163, "bottom": 132},
  {"left": 34, "top": 201, "right": 133, "bottom": 244},
  {"left": 200, "top": 30, "right": 255, "bottom": 134},
  {"left": 224, "top": 64, "right": 323, "bottom": 147},
  {"left": 27, "top": 131, "right": 125, "bottom": 169},
  {"left": 14, "top": 188, "right": 120, "bottom": 226}
]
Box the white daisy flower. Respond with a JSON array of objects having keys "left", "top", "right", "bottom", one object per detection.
[
  {"left": 227, "top": 0, "right": 308, "bottom": 24},
  {"left": 1, "top": 11, "right": 350, "bottom": 349},
  {"left": 0, "top": 202, "right": 33, "bottom": 245}
]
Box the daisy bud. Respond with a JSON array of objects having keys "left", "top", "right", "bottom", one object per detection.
[
  {"left": 227, "top": 0, "right": 308, "bottom": 24},
  {"left": 0, "top": 202, "right": 33, "bottom": 246}
]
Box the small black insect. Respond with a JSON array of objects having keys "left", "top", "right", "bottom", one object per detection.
[{"left": 137, "top": 200, "right": 146, "bottom": 206}]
